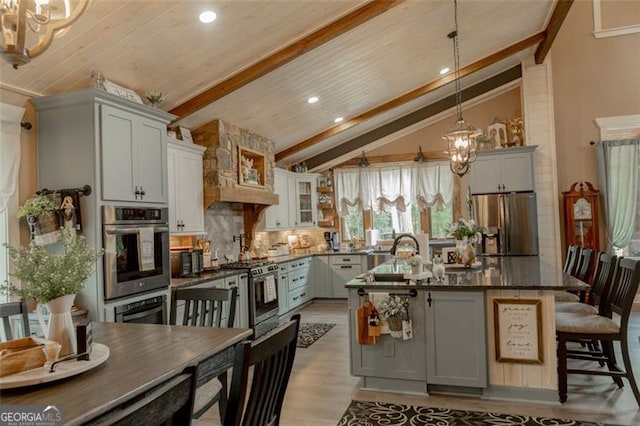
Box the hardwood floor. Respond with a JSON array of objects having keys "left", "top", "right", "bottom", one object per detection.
[{"left": 202, "top": 301, "right": 640, "bottom": 425}]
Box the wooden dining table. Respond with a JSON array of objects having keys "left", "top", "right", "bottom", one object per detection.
[{"left": 0, "top": 322, "right": 252, "bottom": 425}]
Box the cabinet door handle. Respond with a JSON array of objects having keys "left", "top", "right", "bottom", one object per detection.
[
  {"left": 135, "top": 185, "right": 141, "bottom": 199},
  {"left": 342, "top": 258, "right": 351, "bottom": 262},
  {"left": 427, "top": 292, "right": 432, "bottom": 307},
  {"left": 340, "top": 265, "right": 352, "bottom": 269},
  {"left": 140, "top": 188, "right": 146, "bottom": 199}
]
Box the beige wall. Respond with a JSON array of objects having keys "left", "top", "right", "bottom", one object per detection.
[
  {"left": 0, "top": 88, "right": 38, "bottom": 244},
  {"left": 368, "top": 87, "right": 522, "bottom": 157},
  {"left": 551, "top": 0, "right": 640, "bottom": 193}
]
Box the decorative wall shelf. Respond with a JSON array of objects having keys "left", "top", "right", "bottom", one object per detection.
[{"left": 238, "top": 146, "right": 265, "bottom": 188}]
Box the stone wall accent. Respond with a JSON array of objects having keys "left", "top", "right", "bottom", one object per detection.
[{"left": 192, "top": 119, "right": 275, "bottom": 193}]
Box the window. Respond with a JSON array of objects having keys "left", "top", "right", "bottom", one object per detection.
[
  {"left": 341, "top": 204, "right": 364, "bottom": 241},
  {"left": 429, "top": 205, "right": 453, "bottom": 239}
]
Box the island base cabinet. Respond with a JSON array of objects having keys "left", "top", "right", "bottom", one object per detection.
[
  {"left": 348, "top": 290, "right": 427, "bottom": 392},
  {"left": 425, "top": 291, "right": 487, "bottom": 388}
]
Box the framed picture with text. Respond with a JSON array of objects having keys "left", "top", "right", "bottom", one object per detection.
[{"left": 493, "top": 298, "right": 543, "bottom": 364}]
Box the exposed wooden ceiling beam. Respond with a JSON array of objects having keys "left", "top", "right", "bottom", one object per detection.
[
  {"left": 305, "top": 65, "right": 522, "bottom": 169},
  {"left": 336, "top": 151, "right": 450, "bottom": 167},
  {"left": 535, "top": 0, "right": 574, "bottom": 64},
  {"left": 275, "top": 32, "right": 545, "bottom": 162},
  {"left": 169, "top": 0, "right": 405, "bottom": 121}
]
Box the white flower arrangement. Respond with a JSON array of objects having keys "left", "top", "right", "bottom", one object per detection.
[
  {"left": 446, "top": 218, "right": 483, "bottom": 242},
  {"left": 407, "top": 254, "right": 423, "bottom": 267},
  {"left": 377, "top": 296, "right": 404, "bottom": 319}
]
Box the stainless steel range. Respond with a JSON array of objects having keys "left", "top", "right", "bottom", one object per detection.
[{"left": 221, "top": 260, "right": 279, "bottom": 338}]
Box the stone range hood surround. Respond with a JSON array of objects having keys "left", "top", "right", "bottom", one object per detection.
[
  {"left": 192, "top": 118, "right": 278, "bottom": 208},
  {"left": 192, "top": 119, "right": 278, "bottom": 250}
]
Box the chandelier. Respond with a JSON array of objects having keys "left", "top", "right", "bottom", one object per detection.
[
  {"left": 0, "top": 0, "right": 89, "bottom": 69},
  {"left": 358, "top": 151, "right": 369, "bottom": 168},
  {"left": 442, "top": 0, "right": 481, "bottom": 177}
]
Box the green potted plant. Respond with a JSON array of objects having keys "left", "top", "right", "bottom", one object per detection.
[
  {"left": 1, "top": 227, "right": 103, "bottom": 355},
  {"left": 17, "top": 193, "right": 60, "bottom": 245}
]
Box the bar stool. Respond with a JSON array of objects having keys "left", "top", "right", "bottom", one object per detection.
[
  {"left": 554, "top": 245, "right": 583, "bottom": 302},
  {"left": 555, "top": 258, "right": 640, "bottom": 406}
]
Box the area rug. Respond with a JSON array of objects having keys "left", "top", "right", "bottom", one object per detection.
[
  {"left": 296, "top": 323, "right": 335, "bottom": 348},
  {"left": 338, "top": 400, "right": 617, "bottom": 426}
]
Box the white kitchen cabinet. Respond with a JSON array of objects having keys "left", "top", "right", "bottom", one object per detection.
[
  {"left": 290, "top": 173, "right": 318, "bottom": 228},
  {"left": 329, "top": 255, "right": 364, "bottom": 298},
  {"left": 261, "top": 170, "right": 318, "bottom": 230},
  {"left": 167, "top": 138, "right": 206, "bottom": 234},
  {"left": 263, "top": 168, "right": 290, "bottom": 230},
  {"left": 287, "top": 257, "right": 311, "bottom": 309},
  {"left": 277, "top": 263, "right": 289, "bottom": 316},
  {"left": 101, "top": 104, "right": 168, "bottom": 203},
  {"left": 469, "top": 146, "right": 536, "bottom": 194}
]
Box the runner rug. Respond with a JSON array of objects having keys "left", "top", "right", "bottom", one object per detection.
[
  {"left": 296, "top": 323, "right": 335, "bottom": 348},
  {"left": 337, "top": 400, "right": 618, "bottom": 426}
]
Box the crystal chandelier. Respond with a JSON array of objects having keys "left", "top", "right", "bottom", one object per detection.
[
  {"left": 0, "top": 0, "right": 89, "bottom": 69},
  {"left": 442, "top": 0, "right": 481, "bottom": 177}
]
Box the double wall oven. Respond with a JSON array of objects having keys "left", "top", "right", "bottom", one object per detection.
[
  {"left": 221, "top": 261, "right": 279, "bottom": 338},
  {"left": 102, "top": 206, "right": 170, "bottom": 323}
]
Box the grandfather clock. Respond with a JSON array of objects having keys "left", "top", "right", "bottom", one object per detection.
[{"left": 562, "top": 181, "right": 600, "bottom": 251}]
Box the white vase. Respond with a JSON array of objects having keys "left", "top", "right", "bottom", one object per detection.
[{"left": 41, "top": 294, "right": 77, "bottom": 357}]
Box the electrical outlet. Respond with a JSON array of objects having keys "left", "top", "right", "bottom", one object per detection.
[{"left": 383, "top": 340, "right": 394, "bottom": 357}]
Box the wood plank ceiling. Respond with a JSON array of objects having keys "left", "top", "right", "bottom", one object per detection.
[{"left": 0, "top": 0, "right": 567, "bottom": 170}]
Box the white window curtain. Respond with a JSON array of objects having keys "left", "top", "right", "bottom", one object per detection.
[
  {"left": 595, "top": 139, "right": 640, "bottom": 252},
  {"left": 334, "top": 163, "right": 453, "bottom": 217},
  {"left": 0, "top": 103, "right": 25, "bottom": 213}
]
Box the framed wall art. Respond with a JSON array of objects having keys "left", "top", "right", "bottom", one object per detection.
[{"left": 493, "top": 298, "right": 543, "bottom": 364}]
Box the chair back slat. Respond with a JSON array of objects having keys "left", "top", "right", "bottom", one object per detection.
[
  {"left": 226, "top": 314, "right": 301, "bottom": 426},
  {"left": 606, "top": 258, "right": 640, "bottom": 323},
  {"left": 564, "top": 245, "right": 582, "bottom": 276},
  {"left": 575, "top": 248, "right": 595, "bottom": 282},
  {"left": 170, "top": 287, "right": 237, "bottom": 328},
  {"left": 0, "top": 299, "right": 31, "bottom": 341},
  {"left": 589, "top": 253, "right": 618, "bottom": 313}
]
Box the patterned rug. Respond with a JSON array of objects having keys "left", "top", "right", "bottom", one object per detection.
[
  {"left": 296, "top": 323, "right": 335, "bottom": 348},
  {"left": 338, "top": 400, "right": 617, "bottom": 426}
]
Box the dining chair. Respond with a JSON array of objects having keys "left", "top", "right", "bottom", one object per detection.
[
  {"left": 224, "top": 314, "right": 301, "bottom": 426},
  {"left": 556, "top": 252, "right": 617, "bottom": 315},
  {"left": 0, "top": 299, "right": 31, "bottom": 341},
  {"left": 169, "top": 287, "right": 238, "bottom": 419},
  {"left": 555, "top": 257, "right": 640, "bottom": 406},
  {"left": 563, "top": 244, "right": 582, "bottom": 276},
  {"left": 89, "top": 366, "right": 197, "bottom": 425}
]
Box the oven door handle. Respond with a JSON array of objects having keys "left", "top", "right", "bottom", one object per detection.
[
  {"left": 105, "top": 226, "right": 169, "bottom": 235},
  {"left": 121, "top": 303, "right": 165, "bottom": 322}
]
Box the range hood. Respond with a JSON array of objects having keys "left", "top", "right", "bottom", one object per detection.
[{"left": 191, "top": 119, "right": 278, "bottom": 208}]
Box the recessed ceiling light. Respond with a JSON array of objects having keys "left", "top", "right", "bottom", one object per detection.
[
  {"left": 440, "top": 67, "right": 450, "bottom": 75},
  {"left": 199, "top": 11, "right": 217, "bottom": 24},
  {"left": 307, "top": 96, "right": 319, "bottom": 104},
  {"left": 334, "top": 117, "right": 343, "bottom": 123}
]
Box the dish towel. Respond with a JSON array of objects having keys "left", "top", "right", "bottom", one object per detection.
[
  {"left": 264, "top": 275, "right": 277, "bottom": 303},
  {"left": 137, "top": 227, "right": 155, "bottom": 271}
]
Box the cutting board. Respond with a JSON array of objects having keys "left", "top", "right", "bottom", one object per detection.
[{"left": 356, "top": 300, "right": 378, "bottom": 345}]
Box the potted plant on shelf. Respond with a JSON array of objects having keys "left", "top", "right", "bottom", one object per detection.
[
  {"left": 17, "top": 193, "right": 60, "bottom": 245},
  {"left": 446, "top": 218, "right": 483, "bottom": 267},
  {"left": 1, "top": 227, "right": 103, "bottom": 356}
]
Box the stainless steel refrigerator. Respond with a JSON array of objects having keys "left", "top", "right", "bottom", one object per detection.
[{"left": 472, "top": 192, "right": 539, "bottom": 256}]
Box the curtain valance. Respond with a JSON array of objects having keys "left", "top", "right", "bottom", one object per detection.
[{"left": 334, "top": 162, "right": 453, "bottom": 217}]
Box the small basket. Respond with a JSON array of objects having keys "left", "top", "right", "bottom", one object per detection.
[
  {"left": 387, "top": 316, "right": 403, "bottom": 332},
  {"left": 0, "top": 337, "right": 50, "bottom": 377}
]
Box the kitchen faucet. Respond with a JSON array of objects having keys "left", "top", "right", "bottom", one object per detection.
[{"left": 389, "top": 234, "right": 420, "bottom": 256}]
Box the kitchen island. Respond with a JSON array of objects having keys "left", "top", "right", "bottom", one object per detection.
[{"left": 346, "top": 256, "right": 588, "bottom": 402}]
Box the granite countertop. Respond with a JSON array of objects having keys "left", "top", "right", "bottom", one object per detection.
[
  {"left": 267, "top": 251, "right": 370, "bottom": 263},
  {"left": 346, "top": 256, "right": 589, "bottom": 291}
]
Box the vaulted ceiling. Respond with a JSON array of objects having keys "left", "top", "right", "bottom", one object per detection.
[{"left": 0, "top": 0, "right": 572, "bottom": 170}]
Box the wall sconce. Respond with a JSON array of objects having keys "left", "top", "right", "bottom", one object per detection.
[
  {"left": 413, "top": 146, "right": 427, "bottom": 163},
  {"left": 358, "top": 151, "right": 369, "bottom": 168}
]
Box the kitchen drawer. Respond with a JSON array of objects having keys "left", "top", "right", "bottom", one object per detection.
[
  {"left": 190, "top": 278, "right": 225, "bottom": 289},
  {"left": 329, "top": 255, "right": 363, "bottom": 266},
  {"left": 288, "top": 271, "right": 308, "bottom": 291},
  {"left": 289, "top": 257, "right": 311, "bottom": 273},
  {"left": 277, "top": 261, "right": 290, "bottom": 273},
  {"left": 288, "top": 285, "right": 309, "bottom": 310}
]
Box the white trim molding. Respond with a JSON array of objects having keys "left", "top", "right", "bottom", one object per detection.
[
  {"left": 594, "top": 114, "right": 640, "bottom": 140},
  {"left": 592, "top": 0, "right": 640, "bottom": 39}
]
